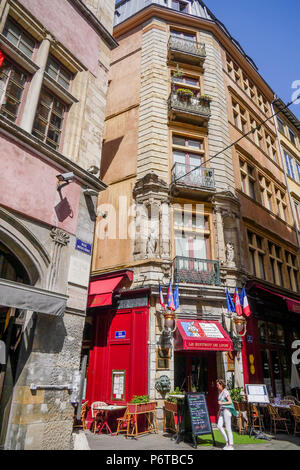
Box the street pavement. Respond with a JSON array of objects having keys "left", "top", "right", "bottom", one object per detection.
[{"left": 74, "top": 430, "right": 300, "bottom": 451}]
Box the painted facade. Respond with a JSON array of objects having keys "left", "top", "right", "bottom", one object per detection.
[{"left": 0, "top": 0, "right": 116, "bottom": 449}]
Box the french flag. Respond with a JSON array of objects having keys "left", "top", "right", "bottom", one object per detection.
[
  {"left": 233, "top": 288, "right": 243, "bottom": 316},
  {"left": 240, "top": 288, "right": 252, "bottom": 317},
  {"left": 159, "top": 284, "right": 165, "bottom": 310}
]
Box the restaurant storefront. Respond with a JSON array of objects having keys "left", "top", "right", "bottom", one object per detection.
[
  {"left": 242, "top": 282, "right": 300, "bottom": 399},
  {"left": 84, "top": 271, "right": 149, "bottom": 407},
  {"left": 174, "top": 319, "right": 233, "bottom": 422}
]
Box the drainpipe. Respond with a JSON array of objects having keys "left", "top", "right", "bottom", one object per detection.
[{"left": 271, "top": 101, "right": 300, "bottom": 251}]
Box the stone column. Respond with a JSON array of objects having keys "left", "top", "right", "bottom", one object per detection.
[{"left": 20, "top": 34, "right": 53, "bottom": 133}]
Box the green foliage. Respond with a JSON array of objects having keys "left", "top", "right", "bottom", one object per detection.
[
  {"left": 166, "top": 387, "right": 182, "bottom": 403},
  {"left": 130, "top": 395, "right": 150, "bottom": 404},
  {"left": 176, "top": 88, "right": 194, "bottom": 97},
  {"left": 229, "top": 387, "right": 245, "bottom": 403}
]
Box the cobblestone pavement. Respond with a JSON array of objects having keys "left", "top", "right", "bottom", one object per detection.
[{"left": 77, "top": 430, "right": 300, "bottom": 451}]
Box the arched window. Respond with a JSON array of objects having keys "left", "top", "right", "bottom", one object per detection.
[{"left": 0, "top": 241, "right": 30, "bottom": 284}]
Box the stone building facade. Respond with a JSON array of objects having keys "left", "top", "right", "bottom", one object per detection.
[
  {"left": 0, "top": 0, "right": 116, "bottom": 449},
  {"left": 84, "top": 0, "right": 300, "bottom": 429}
]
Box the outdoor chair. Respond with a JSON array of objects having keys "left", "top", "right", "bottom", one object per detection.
[
  {"left": 73, "top": 400, "right": 89, "bottom": 431},
  {"left": 284, "top": 395, "right": 300, "bottom": 406},
  {"left": 233, "top": 401, "right": 248, "bottom": 435},
  {"left": 290, "top": 405, "right": 300, "bottom": 436},
  {"left": 248, "top": 403, "right": 265, "bottom": 432},
  {"left": 267, "top": 404, "right": 289, "bottom": 435},
  {"left": 116, "top": 407, "right": 135, "bottom": 435},
  {"left": 91, "top": 401, "right": 108, "bottom": 434}
]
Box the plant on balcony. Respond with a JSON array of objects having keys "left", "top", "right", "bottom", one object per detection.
[
  {"left": 200, "top": 94, "right": 212, "bottom": 102},
  {"left": 176, "top": 88, "right": 194, "bottom": 103},
  {"left": 172, "top": 64, "right": 184, "bottom": 80}
]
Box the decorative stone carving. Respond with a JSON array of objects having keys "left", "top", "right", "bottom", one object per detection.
[
  {"left": 155, "top": 375, "right": 171, "bottom": 395},
  {"left": 226, "top": 242, "right": 235, "bottom": 266},
  {"left": 147, "top": 220, "right": 158, "bottom": 257},
  {"left": 50, "top": 228, "right": 70, "bottom": 246}
]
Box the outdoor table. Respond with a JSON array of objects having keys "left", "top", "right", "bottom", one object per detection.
[{"left": 93, "top": 405, "right": 127, "bottom": 435}]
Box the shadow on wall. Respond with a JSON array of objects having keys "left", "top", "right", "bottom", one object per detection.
[
  {"left": 54, "top": 196, "right": 74, "bottom": 222},
  {"left": 100, "top": 136, "right": 124, "bottom": 180}
]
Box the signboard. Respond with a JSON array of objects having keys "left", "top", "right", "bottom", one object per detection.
[
  {"left": 75, "top": 238, "right": 92, "bottom": 256},
  {"left": 245, "top": 384, "right": 269, "bottom": 404},
  {"left": 184, "top": 393, "right": 215, "bottom": 448},
  {"left": 115, "top": 331, "right": 126, "bottom": 339},
  {"left": 111, "top": 370, "right": 126, "bottom": 401},
  {"left": 181, "top": 321, "right": 224, "bottom": 339}
]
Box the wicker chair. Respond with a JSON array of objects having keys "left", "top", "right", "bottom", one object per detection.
[
  {"left": 290, "top": 405, "right": 300, "bottom": 436},
  {"left": 116, "top": 407, "right": 135, "bottom": 435},
  {"left": 284, "top": 395, "right": 300, "bottom": 406},
  {"left": 267, "top": 404, "right": 289, "bottom": 435},
  {"left": 73, "top": 400, "right": 89, "bottom": 431},
  {"left": 249, "top": 403, "right": 265, "bottom": 432}
]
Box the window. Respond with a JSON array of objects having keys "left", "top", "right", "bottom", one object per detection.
[
  {"left": 232, "top": 100, "right": 247, "bottom": 133},
  {"left": 277, "top": 117, "right": 285, "bottom": 135},
  {"left": 172, "top": 134, "right": 204, "bottom": 172},
  {"left": 171, "top": 72, "right": 200, "bottom": 94},
  {"left": 268, "top": 242, "right": 284, "bottom": 287},
  {"left": 170, "top": 29, "right": 196, "bottom": 43},
  {"left": 250, "top": 117, "right": 264, "bottom": 149},
  {"left": 259, "top": 174, "right": 273, "bottom": 212},
  {"left": 0, "top": 59, "right": 27, "bottom": 122},
  {"left": 172, "top": 0, "right": 189, "bottom": 12},
  {"left": 247, "top": 231, "right": 266, "bottom": 279},
  {"left": 285, "top": 251, "right": 299, "bottom": 292},
  {"left": 45, "top": 56, "right": 72, "bottom": 90},
  {"left": 294, "top": 200, "right": 300, "bottom": 229},
  {"left": 240, "top": 160, "right": 256, "bottom": 199},
  {"left": 32, "top": 89, "right": 66, "bottom": 150},
  {"left": 288, "top": 128, "right": 297, "bottom": 147},
  {"left": 296, "top": 162, "right": 300, "bottom": 183},
  {"left": 284, "top": 151, "right": 295, "bottom": 180},
  {"left": 265, "top": 133, "right": 277, "bottom": 162},
  {"left": 3, "top": 17, "right": 36, "bottom": 58},
  {"left": 274, "top": 189, "right": 287, "bottom": 222},
  {"left": 257, "top": 92, "right": 269, "bottom": 115},
  {"left": 174, "top": 209, "right": 210, "bottom": 264}
]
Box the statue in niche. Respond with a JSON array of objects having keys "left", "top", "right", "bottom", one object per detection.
[
  {"left": 147, "top": 221, "right": 158, "bottom": 257},
  {"left": 226, "top": 242, "right": 235, "bottom": 266}
]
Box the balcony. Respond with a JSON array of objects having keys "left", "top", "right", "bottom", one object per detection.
[
  {"left": 173, "top": 257, "right": 221, "bottom": 286},
  {"left": 168, "top": 92, "right": 211, "bottom": 126},
  {"left": 171, "top": 163, "right": 215, "bottom": 198},
  {"left": 168, "top": 36, "right": 206, "bottom": 66}
]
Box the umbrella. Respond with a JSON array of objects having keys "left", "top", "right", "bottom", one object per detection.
[
  {"left": 234, "top": 354, "right": 244, "bottom": 389},
  {"left": 291, "top": 362, "right": 300, "bottom": 399}
]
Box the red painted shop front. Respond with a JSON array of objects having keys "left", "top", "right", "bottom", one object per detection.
[{"left": 85, "top": 305, "right": 149, "bottom": 406}]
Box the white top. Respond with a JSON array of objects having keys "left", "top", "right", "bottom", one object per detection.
[{"left": 218, "top": 389, "right": 230, "bottom": 410}]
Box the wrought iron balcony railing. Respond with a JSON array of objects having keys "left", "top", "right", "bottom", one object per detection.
[
  {"left": 168, "top": 93, "right": 211, "bottom": 121},
  {"left": 172, "top": 163, "right": 216, "bottom": 191},
  {"left": 168, "top": 36, "right": 206, "bottom": 61},
  {"left": 173, "top": 257, "right": 221, "bottom": 286}
]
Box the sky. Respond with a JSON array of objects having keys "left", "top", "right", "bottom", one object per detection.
[{"left": 201, "top": 0, "right": 300, "bottom": 119}]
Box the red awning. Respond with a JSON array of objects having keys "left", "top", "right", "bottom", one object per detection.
[
  {"left": 254, "top": 284, "right": 300, "bottom": 315},
  {"left": 174, "top": 320, "right": 233, "bottom": 352},
  {"left": 87, "top": 270, "right": 133, "bottom": 308}
]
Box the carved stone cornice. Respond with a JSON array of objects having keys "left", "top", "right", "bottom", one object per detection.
[{"left": 133, "top": 172, "right": 170, "bottom": 204}]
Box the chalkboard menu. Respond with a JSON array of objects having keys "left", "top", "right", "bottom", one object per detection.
[{"left": 185, "top": 393, "right": 215, "bottom": 448}]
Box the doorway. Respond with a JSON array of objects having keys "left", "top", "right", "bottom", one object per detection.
[{"left": 174, "top": 351, "right": 218, "bottom": 422}]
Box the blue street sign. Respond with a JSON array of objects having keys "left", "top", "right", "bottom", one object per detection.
[
  {"left": 75, "top": 239, "right": 92, "bottom": 255},
  {"left": 115, "top": 331, "right": 126, "bottom": 339}
]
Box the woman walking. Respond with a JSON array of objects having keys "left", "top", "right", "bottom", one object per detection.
[{"left": 216, "top": 379, "right": 238, "bottom": 450}]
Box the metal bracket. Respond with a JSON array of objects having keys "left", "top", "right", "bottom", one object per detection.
[{"left": 30, "top": 383, "right": 73, "bottom": 392}]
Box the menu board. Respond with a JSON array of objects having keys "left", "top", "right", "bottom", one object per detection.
[
  {"left": 111, "top": 370, "right": 126, "bottom": 401},
  {"left": 246, "top": 384, "right": 269, "bottom": 403},
  {"left": 185, "top": 393, "right": 215, "bottom": 448}
]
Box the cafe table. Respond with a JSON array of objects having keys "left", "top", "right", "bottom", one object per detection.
[{"left": 93, "top": 404, "right": 127, "bottom": 435}]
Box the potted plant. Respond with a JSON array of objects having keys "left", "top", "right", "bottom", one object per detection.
[
  {"left": 229, "top": 387, "right": 246, "bottom": 403},
  {"left": 176, "top": 88, "right": 194, "bottom": 100},
  {"left": 129, "top": 395, "right": 156, "bottom": 413},
  {"left": 164, "top": 387, "right": 183, "bottom": 413},
  {"left": 200, "top": 94, "right": 212, "bottom": 102}
]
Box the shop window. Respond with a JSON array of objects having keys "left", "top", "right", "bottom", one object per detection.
[
  {"left": 156, "top": 348, "right": 171, "bottom": 370},
  {"left": 45, "top": 55, "right": 72, "bottom": 90},
  {"left": 32, "top": 88, "right": 66, "bottom": 150},
  {"left": 0, "top": 59, "right": 27, "bottom": 122},
  {"left": 3, "top": 17, "right": 36, "bottom": 58}
]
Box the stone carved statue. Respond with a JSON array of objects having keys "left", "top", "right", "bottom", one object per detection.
[
  {"left": 147, "top": 221, "right": 158, "bottom": 257},
  {"left": 226, "top": 242, "right": 235, "bottom": 265},
  {"left": 155, "top": 375, "right": 171, "bottom": 395}
]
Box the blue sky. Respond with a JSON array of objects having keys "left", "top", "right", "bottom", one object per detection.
[{"left": 204, "top": 0, "right": 300, "bottom": 119}]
